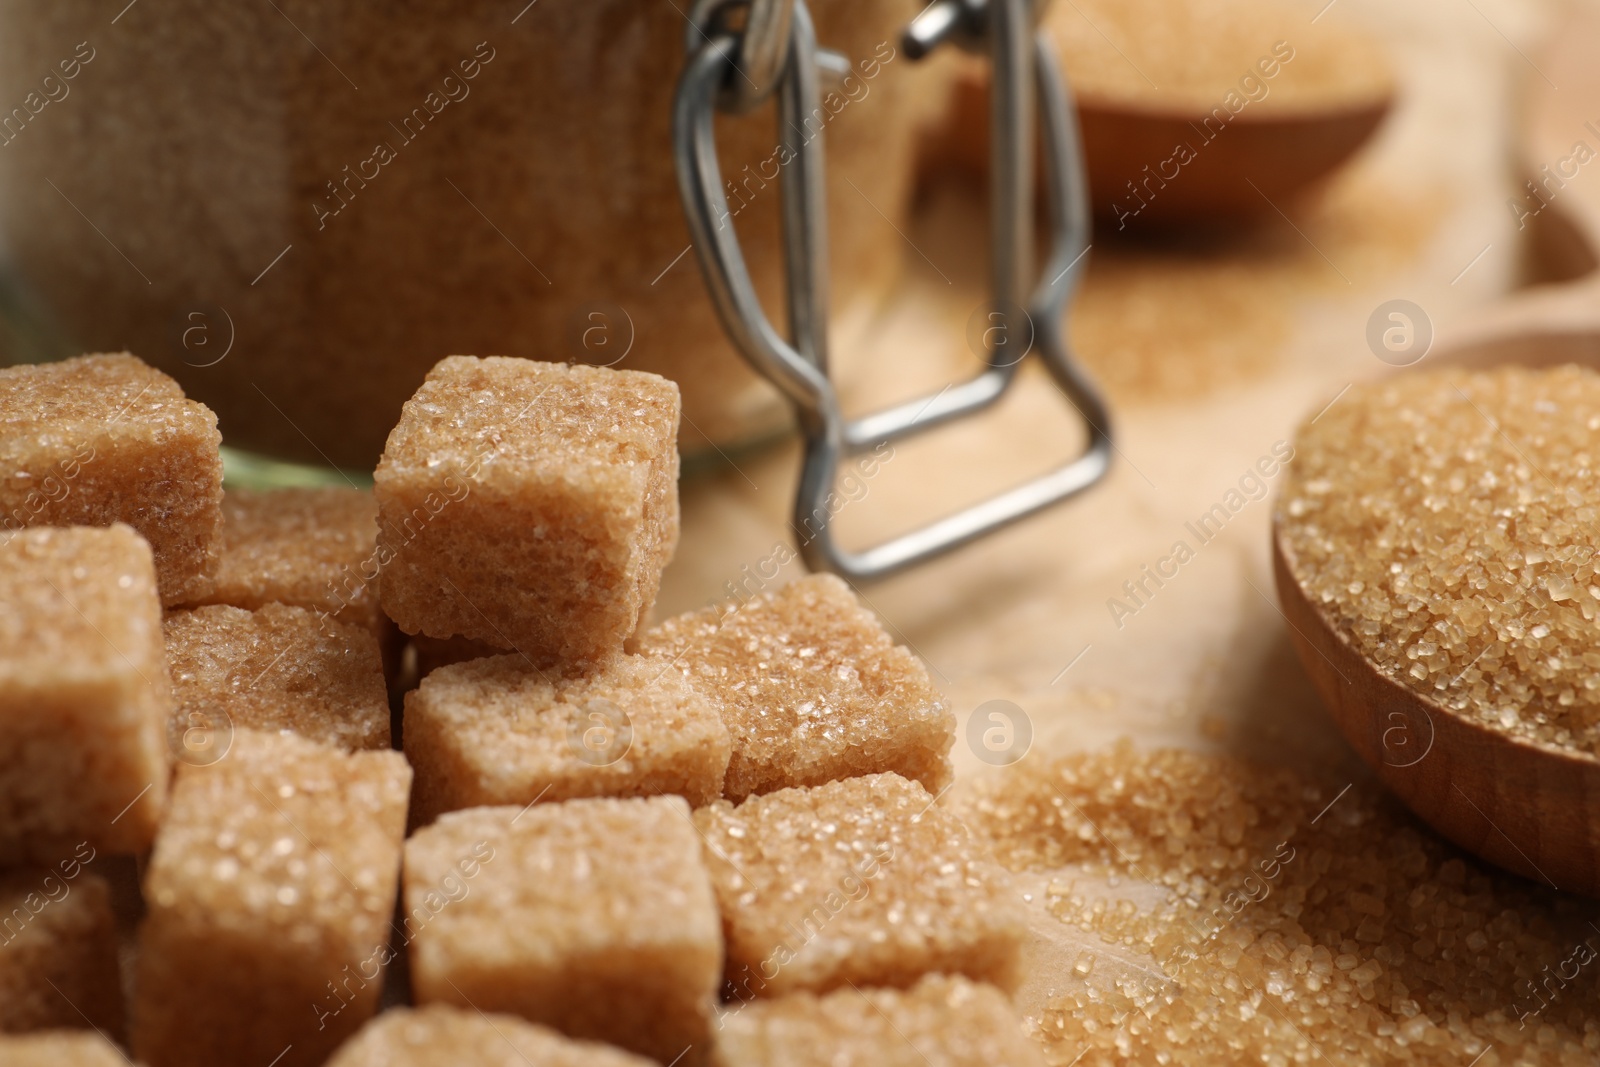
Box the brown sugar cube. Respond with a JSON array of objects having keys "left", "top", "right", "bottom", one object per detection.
[
  {"left": 193, "top": 486, "right": 403, "bottom": 694},
  {"left": 132, "top": 729, "right": 411, "bottom": 1067},
  {"left": 405, "top": 796, "right": 721, "bottom": 1065},
  {"left": 0, "top": 525, "right": 170, "bottom": 862},
  {"left": 713, "top": 974, "right": 1047, "bottom": 1067},
  {"left": 327, "top": 1004, "right": 657, "bottom": 1067},
  {"left": 164, "top": 603, "right": 390, "bottom": 755},
  {"left": 0, "top": 1030, "right": 131, "bottom": 1066},
  {"left": 194, "top": 485, "right": 396, "bottom": 641},
  {"left": 375, "top": 356, "right": 680, "bottom": 665},
  {"left": 643, "top": 574, "right": 954, "bottom": 800},
  {"left": 401, "top": 634, "right": 509, "bottom": 714},
  {"left": 0, "top": 864, "right": 123, "bottom": 1037},
  {"left": 405, "top": 653, "right": 731, "bottom": 825},
  {"left": 695, "top": 773, "right": 1023, "bottom": 999},
  {"left": 0, "top": 352, "right": 223, "bottom": 605}
]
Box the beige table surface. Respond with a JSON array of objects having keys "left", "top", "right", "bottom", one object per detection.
[{"left": 655, "top": 0, "right": 1573, "bottom": 1028}]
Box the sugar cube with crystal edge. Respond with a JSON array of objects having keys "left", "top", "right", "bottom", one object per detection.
[
  {"left": 405, "top": 652, "right": 730, "bottom": 824},
  {"left": 0, "top": 352, "right": 223, "bottom": 605},
  {"left": 405, "top": 796, "right": 721, "bottom": 1065},
  {"left": 0, "top": 866, "right": 123, "bottom": 1036},
  {"left": 643, "top": 573, "right": 954, "bottom": 800},
  {"left": 192, "top": 486, "right": 393, "bottom": 642},
  {"left": 0, "top": 525, "right": 170, "bottom": 862},
  {"left": 132, "top": 729, "right": 411, "bottom": 1067},
  {"left": 164, "top": 603, "right": 391, "bottom": 755},
  {"left": 712, "top": 975, "right": 1047, "bottom": 1067},
  {"left": 0, "top": 1031, "right": 132, "bottom": 1066},
  {"left": 375, "top": 356, "right": 680, "bottom": 664},
  {"left": 326, "top": 1005, "right": 658, "bottom": 1067},
  {"left": 696, "top": 772, "right": 1023, "bottom": 998}
]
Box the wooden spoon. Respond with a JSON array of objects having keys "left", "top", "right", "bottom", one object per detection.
[
  {"left": 924, "top": 0, "right": 1395, "bottom": 227},
  {"left": 1273, "top": 8, "right": 1600, "bottom": 897}
]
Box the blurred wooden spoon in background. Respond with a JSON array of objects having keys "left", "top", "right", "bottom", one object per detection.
[{"left": 924, "top": 0, "right": 1396, "bottom": 230}]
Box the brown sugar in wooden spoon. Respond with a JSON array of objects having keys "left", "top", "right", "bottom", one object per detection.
[
  {"left": 1056, "top": 0, "right": 1395, "bottom": 227},
  {"left": 1272, "top": 8, "right": 1600, "bottom": 898},
  {"left": 1272, "top": 365, "right": 1600, "bottom": 900},
  {"left": 925, "top": 0, "right": 1396, "bottom": 227}
]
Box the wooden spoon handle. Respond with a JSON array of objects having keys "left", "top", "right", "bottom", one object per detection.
[{"left": 1431, "top": 276, "right": 1600, "bottom": 371}]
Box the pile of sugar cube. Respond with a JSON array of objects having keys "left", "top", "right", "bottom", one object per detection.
[{"left": 0, "top": 352, "right": 1042, "bottom": 1067}]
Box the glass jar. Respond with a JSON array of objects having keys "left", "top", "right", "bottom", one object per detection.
[{"left": 0, "top": 0, "right": 939, "bottom": 467}]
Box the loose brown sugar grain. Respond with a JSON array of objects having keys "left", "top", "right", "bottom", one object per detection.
[
  {"left": 0, "top": 867, "right": 123, "bottom": 1037},
  {"left": 1047, "top": 0, "right": 1393, "bottom": 114},
  {"left": 1279, "top": 366, "right": 1600, "bottom": 754},
  {"left": 0, "top": 524, "right": 170, "bottom": 862},
  {"left": 961, "top": 741, "right": 1600, "bottom": 1065},
  {"left": 643, "top": 574, "right": 954, "bottom": 800},
  {"left": 133, "top": 729, "right": 411, "bottom": 1067},
  {"left": 713, "top": 974, "right": 1046, "bottom": 1067},
  {"left": 0, "top": 352, "right": 223, "bottom": 606},
  {"left": 0, "top": 1031, "right": 130, "bottom": 1065},
  {"left": 326, "top": 1004, "right": 657, "bottom": 1067},
  {"left": 404, "top": 652, "right": 730, "bottom": 825},
  {"left": 404, "top": 797, "right": 722, "bottom": 1066},
  {"left": 1064, "top": 173, "right": 1447, "bottom": 407},
  {"left": 696, "top": 773, "right": 1023, "bottom": 999},
  {"left": 375, "top": 356, "right": 680, "bottom": 666},
  {"left": 1068, "top": 242, "right": 1289, "bottom": 402},
  {"left": 163, "top": 603, "right": 391, "bottom": 754},
  {"left": 193, "top": 486, "right": 388, "bottom": 639}
]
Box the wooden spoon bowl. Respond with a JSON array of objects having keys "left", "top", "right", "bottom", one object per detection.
[
  {"left": 1075, "top": 97, "right": 1391, "bottom": 226},
  {"left": 1273, "top": 527, "right": 1600, "bottom": 897},
  {"left": 928, "top": 75, "right": 1391, "bottom": 226}
]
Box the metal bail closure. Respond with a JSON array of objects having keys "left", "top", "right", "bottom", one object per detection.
[{"left": 673, "top": 0, "right": 1112, "bottom": 581}]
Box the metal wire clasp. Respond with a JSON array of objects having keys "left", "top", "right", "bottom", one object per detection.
[{"left": 674, "top": 0, "right": 1112, "bottom": 581}]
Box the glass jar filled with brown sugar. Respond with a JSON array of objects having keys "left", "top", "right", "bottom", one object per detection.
[{"left": 0, "top": 0, "right": 942, "bottom": 468}]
